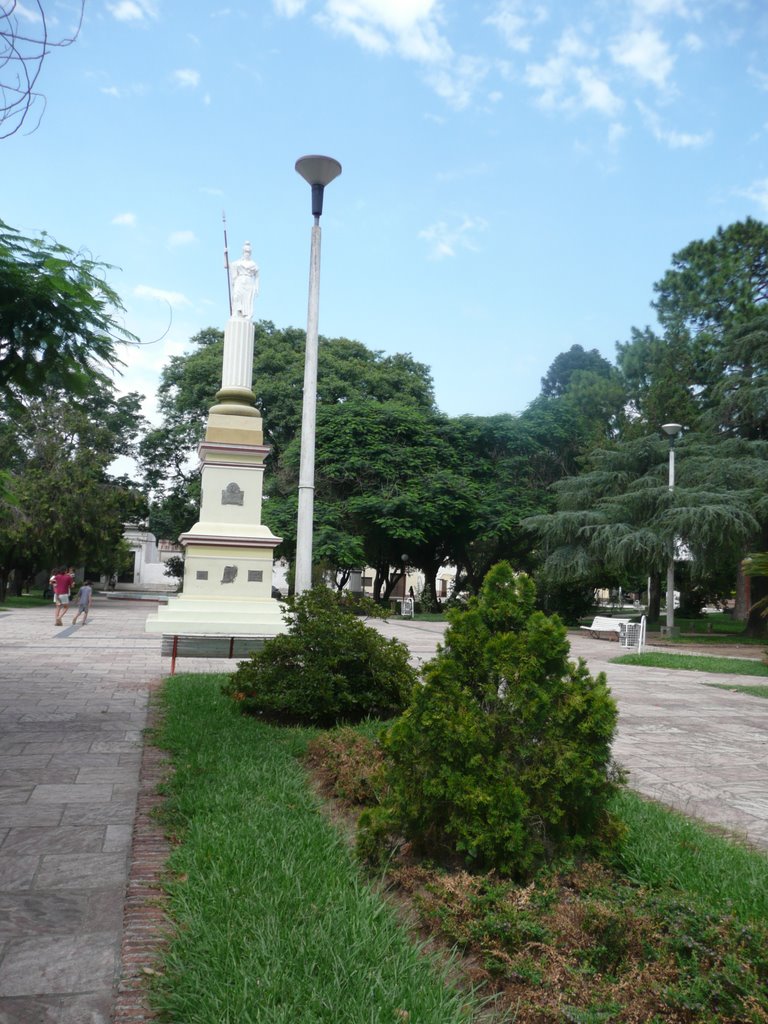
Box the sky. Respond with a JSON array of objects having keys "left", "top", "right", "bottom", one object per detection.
[{"left": 3, "top": 0, "right": 768, "bottom": 426}]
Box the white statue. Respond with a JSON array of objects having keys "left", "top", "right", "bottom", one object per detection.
[{"left": 230, "top": 241, "right": 259, "bottom": 319}]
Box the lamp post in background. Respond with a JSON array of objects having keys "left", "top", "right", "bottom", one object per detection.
[
  {"left": 293, "top": 155, "right": 342, "bottom": 596},
  {"left": 661, "top": 422, "right": 683, "bottom": 633}
]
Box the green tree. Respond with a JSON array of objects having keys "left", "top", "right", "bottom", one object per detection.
[
  {"left": 140, "top": 323, "right": 439, "bottom": 571},
  {"left": 0, "top": 220, "right": 135, "bottom": 408},
  {"left": 269, "top": 397, "right": 466, "bottom": 605},
  {"left": 0, "top": 386, "right": 147, "bottom": 599},
  {"left": 540, "top": 343, "right": 616, "bottom": 398},
  {"left": 359, "top": 564, "right": 621, "bottom": 878},
  {"left": 525, "top": 433, "right": 768, "bottom": 631},
  {"left": 617, "top": 218, "right": 768, "bottom": 438}
]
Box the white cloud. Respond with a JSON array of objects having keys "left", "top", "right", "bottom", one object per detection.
[
  {"left": 484, "top": 1, "right": 547, "bottom": 54},
  {"left": 418, "top": 215, "right": 488, "bottom": 260},
  {"left": 14, "top": 2, "right": 43, "bottom": 23},
  {"left": 173, "top": 68, "right": 201, "bottom": 88},
  {"left": 636, "top": 100, "right": 712, "bottom": 147},
  {"left": 168, "top": 230, "right": 196, "bottom": 247},
  {"left": 107, "top": 1, "right": 158, "bottom": 22},
  {"left": 575, "top": 67, "right": 623, "bottom": 117},
  {"left": 749, "top": 66, "right": 768, "bottom": 91},
  {"left": 610, "top": 28, "right": 675, "bottom": 89},
  {"left": 316, "top": 0, "right": 452, "bottom": 64},
  {"left": 607, "top": 121, "right": 627, "bottom": 147},
  {"left": 630, "top": 0, "right": 690, "bottom": 16},
  {"left": 112, "top": 212, "right": 136, "bottom": 227},
  {"left": 683, "top": 32, "right": 703, "bottom": 52},
  {"left": 273, "top": 0, "right": 306, "bottom": 14},
  {"left": 100, "top": 82, "right": 148, "bottom": 99},
  {"left": 134, "top": 285, "right": 191, "bottom": 306},
  {"left": 425, "top": 55, "right": 491, "bottom": 111},
  {"left": 736, "top": 178, "right": 768, "bottom": 215},
  {"left": 436, "top": 163, "right": 493, "bottom": 183},
  {"left": 525, "top": 29, "right": 619, "bottom": 117}
]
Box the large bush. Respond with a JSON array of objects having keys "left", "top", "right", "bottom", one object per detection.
[
  {"left": 358, "top": 563, "right": 622, "bottom": 878},
  {"left": 224, "top": 587, "right": 416, "bottom": 726}
]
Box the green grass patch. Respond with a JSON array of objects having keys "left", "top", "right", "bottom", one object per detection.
[
  {"left": 0, "top": 593, "right": 51, "bottom": 608},
  {"left": 668, "top": 633, "right": 767, "bottom": 646},
  {"left": 610, "top": 788, "right": 768, "bottom": 924},
  {"left": 706, "top": 683, "right": 768, "bottom": 699},
  {"left": 653, "top": 613, "right": 749, "bottom": 636},
  {"left": 152, "top": 673, "right": 483, "bottom": 1024},
  {"left": 611, "top": 651, "right": 768, "bottom": 676}
]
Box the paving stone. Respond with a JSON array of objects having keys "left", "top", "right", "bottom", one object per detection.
[
  {"left": 0, "top": 787, "right": 32, "bottom": 805},
  {"left": 0, "top": 806, "right": 64, "bottom": 828},
  {"left": 34, "top": 853, "right": 127, "bottom": 889},
  {"left": 61, "top": 802, "right": 136, "bottom": 826},
  {"left": 0, "top": 932, "right": 118, "bottom": 996},
  {"left": 0, "top": 826, "right": 105, "bottom": 855},
  {"left": 0, "top": 857, "right": 37, "bottom": 892},
  {"left": 29, "top": 784, "right": 113, "bottom": 804},
  {"left": 0, "top": 890, "right": 121, "bottom": 939}
]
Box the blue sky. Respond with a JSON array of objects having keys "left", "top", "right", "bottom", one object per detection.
[{"left": 3, "top": 0, "right": 768, "bottom": 424}]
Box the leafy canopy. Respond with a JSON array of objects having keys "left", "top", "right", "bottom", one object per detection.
[{"left": 0, "top": 220, "right": 135, "bottom": 408}]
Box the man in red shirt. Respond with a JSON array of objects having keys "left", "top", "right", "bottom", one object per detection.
[{"left": 52, "top": 567, "right": 74, "bottom": 626}]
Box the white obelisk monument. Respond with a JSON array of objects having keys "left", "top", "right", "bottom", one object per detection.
[{"left": 146, "top": 242, "right": 285, "bottom": 638}]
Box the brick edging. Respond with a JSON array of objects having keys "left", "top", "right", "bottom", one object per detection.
[{"left": 112, "top": 692, "right": 172, "bottom": 1023}]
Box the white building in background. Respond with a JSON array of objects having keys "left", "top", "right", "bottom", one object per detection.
[
  {"left": 346, "top": 564, "right": 457, "bottom": 606},
  {"left": 112, "top": 524, "right": 181, "bottom": 593}
]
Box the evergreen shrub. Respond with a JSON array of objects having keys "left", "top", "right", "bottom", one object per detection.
[
  {"left": 358, "top": 562, "right": 624, "bottom": 878},
  {"left": 223, "top": 586, "right": 416, "bottom": 726}
]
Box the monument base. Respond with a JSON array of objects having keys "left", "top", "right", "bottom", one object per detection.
[{"left": 145, "top": 594, "right": 286, "bottom": 636}]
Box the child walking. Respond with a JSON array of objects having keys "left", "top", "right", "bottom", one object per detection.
[{"left": 72, "top": 580, "right": 93, "bottom": 625}]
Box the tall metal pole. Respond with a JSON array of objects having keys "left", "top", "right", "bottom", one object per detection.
[
  {"left": 662, "top": 423, "right": 683, "bottom": 632},
  {"left": 666, "top": 441, "right": 676, "bottom": 632},
  {"left": 293, "top": 155, "right": 341, "bottom": 596},
  {"left": 294, "top": 220, "right": 322, "bottom": 595}
]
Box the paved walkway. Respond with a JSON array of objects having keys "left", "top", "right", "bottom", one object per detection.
[
  {"left": 0, "top": 603, "right": 766, "bottom": 1023},
  {"left": 0, "top": 597, "right": 161, "bottom": 1024}
]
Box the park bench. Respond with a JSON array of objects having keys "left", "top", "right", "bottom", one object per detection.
[
  {"left": 579, "top": 616, "right": 632, "bottom": 641},
  {"left": 161, "top": 634, "right": 267, "bottom": 675}
]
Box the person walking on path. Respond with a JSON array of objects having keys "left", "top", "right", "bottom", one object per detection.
[
  {"left": 72, "top": 579, "right": 93, "bottom": 624},
  {"left": 52, "top": 566, "right": 74, "bottom": 626}
]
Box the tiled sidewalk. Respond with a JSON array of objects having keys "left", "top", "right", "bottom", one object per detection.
[{"left": 0, "top": 598, "right": 162, "bottom": 1024}]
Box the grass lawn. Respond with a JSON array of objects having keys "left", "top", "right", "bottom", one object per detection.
[
  {"left": 611, "top": 651, "right": 768, "bottom": 676},
  {"left": 706, "top": 683, "right": 768, "bottom": 699},
  {"left": 0, "top": 593, "right": 51, "bottom": 609},
  {"left": 152, "top": 674, "right": 482, "bottom": 1024},
  {"left": 153, "top": 673, "right": 768, "bottom": 1024}
]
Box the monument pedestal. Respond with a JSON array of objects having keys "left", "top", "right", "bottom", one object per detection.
[{"left": 146, "top": 387, "right": 286, "bottom": 640}]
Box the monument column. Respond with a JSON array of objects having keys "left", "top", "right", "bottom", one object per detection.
[{"left": 146, "top": 241, "right": 286, "bottom": 639}]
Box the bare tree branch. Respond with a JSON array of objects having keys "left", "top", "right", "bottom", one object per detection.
[{"left": 1, "top": 1, "right": 84, "bottom": 139}]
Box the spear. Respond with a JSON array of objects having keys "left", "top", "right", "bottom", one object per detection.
[{"left": 223, "top": 210, "right": 232, "bottom": 316}]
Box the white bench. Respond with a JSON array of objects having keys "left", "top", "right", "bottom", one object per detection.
[{"left": 579, "top": 616, "right": 631, "bottom": 641}]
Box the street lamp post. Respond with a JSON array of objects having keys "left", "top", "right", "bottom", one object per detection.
[
  {"left": 661, "top": 422, "right": 683, "bottom": 633},
  {"left": 293, "top": 155, "right": 342, "bottom": 596}
]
